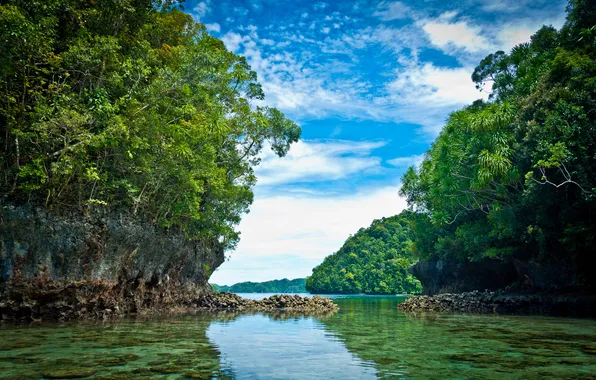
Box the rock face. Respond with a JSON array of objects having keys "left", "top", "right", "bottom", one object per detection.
[
  {"left": 411, "top": 255, "right": 591, "bottom": 297},
  {"left": 398, "top": 290, "right": 596, "bottom": 316},
  {"left": 0, "top": 202, "right": 224, "bottom": 322},
  {"left": 410, "top": 258, "right": 518, "bottom": 295}
]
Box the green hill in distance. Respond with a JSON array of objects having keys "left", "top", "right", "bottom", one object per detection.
[
  {"left": 211, "top": 278, "right": 307, "bottom": 293},
  {"left": 306, "top": 211, "right": 422, "bottom": 295}
]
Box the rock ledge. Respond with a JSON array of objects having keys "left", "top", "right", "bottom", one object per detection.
[
  {"left": 398, "top": 290, "right": 596, "bottom": 316},
  {"left": 194, "top": 293, "right": 339, "bottom": 313}
]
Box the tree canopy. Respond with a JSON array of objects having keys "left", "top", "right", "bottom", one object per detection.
[
  {"left": 212, "top": 278, "right": 306, "bottom": 293},
  {"left": 0, "top": 0, "right": 300, "bottom": 249},
  {"left": 400, "top": 0, "right": 596, "bottom": 290},
  {"left": 306, "top": 212, "right": 422, "bottom": 295}
]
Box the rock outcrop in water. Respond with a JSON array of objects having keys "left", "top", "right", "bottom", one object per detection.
[
  {"left": 398, "top": 290, "right": 596, "bottom": 316},
  {"left": 0, "top": 202, "right": 224, "bottom": 322},
  {"left": 0, "top": 203, "right": 339, "bottom": 322},
  {"left": 195, "top": 292, "right": 339, "bottom": 313}
]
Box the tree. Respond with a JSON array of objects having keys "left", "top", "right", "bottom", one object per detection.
[
  {"left": 306, "top": 212, "right": 422, "bottom": 295},
  {"left": 0, "top": 0, "right": 300, "bottom": 249},
  {"left": 400, "top": 0, "right": 596, "bottom": 290}
]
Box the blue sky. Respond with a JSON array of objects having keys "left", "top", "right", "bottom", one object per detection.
[{"left": 183, "top": 0, "right": 567, "bottom": 285}]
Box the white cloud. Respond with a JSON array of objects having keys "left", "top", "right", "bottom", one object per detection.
[
  {"left": 210, "top": 140, "right": 403, "bottom": 284},
  {"left": 234, "top": 7, "right": 249, "bottom": 16},
  {"left": 479, "top": 0, "right": 537, "bottom": 13},
  {"left": 314, "top": 2, "right": 327, "bottom": 10},
  {"left": 205, "top": 23, "right": 221, "bottom": 33},
  {"left": 221, "top": 31, "right": 251, "bottom": 52},
  {"left": 387, "top": 154, "right": 424, "bottom": 168},
  {"left": 192, "top": 1, "right": 211, "bottom": 20},
  {"left": 256, "top": 140, "right": 385, "bottom": 186},
  {"left": 421, "top": 15, "right": 491, "bottom": 53},
  {"left": 213, "top": 1, "right": 563, "bottom": 140},
  {"left": 387, "top": 63, "right": 488, "bottom": 108},
  {"left": 496, "top": 16, "right": 566, "bottom": 51},
  {"left": 374, "top": 1, "right": 412, "bottom": 21},
  {"left": 210, "top": 185, "right": 407, "bottom": 284}
]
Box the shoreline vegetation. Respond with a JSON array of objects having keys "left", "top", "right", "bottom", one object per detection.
[
  {"left": 0, "top": 0, "right": 302, "bottom": 324},
  {"left": 211, "top": 278, "right": 307, "bottom": 294},
  {"left": 395, "top": 0, "right": 596, "bottom": 299},
  {"left": 306, "top": 212, "right": 422, "bottom": 295},
  {"left": 310, "top": 0, "right": 596, "bottom": 312},
  {"left": 0, "top": 0, "right": 594, "bottom": 323}
]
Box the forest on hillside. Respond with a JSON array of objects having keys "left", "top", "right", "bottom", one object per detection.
[
  {"left": 306, "top": 212, "right": 422, "bottom": 295},
  {"left": 0, "top": 0, "right": 300, "bottom": 250},
  {"left": 399, "top": 0, "right": 596, "bottom": 291},
  {"left": 211, "top": 278, "right": 306, "bottom": 293},
  {"left": 307, "top": 0, "right": 595, "bottom": 295}
]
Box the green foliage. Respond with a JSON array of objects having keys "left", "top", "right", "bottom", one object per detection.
[
  {"left": 306, "top": 211, "right": 422, "bottom": 295},
  {"left": 212, "top": 278, "right": 307, "bottom": 293},
  {"left": 400, "top": 0, "right": 596, "bottom": 288},
  {"left": 0, "top": 0, "right": 300, "bottom": 248}
]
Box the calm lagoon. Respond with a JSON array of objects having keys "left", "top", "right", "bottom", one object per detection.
[{"left": 1, "top": 294, "right": 595, "bottom": 379}]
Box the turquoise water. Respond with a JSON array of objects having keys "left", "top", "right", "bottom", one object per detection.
[{"left": 1, "top": 294, "right": 595, "bottom": 379}]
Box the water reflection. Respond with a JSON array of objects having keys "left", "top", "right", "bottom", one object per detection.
[
  {"left": 207, "top": 314, "right": 376, "bottom": 380},
  {"left": 319, "top": 296, "right": 596, "bottom": 379},
  {"left": 0, "top": 297, "right": 594, "bottom": 379}
]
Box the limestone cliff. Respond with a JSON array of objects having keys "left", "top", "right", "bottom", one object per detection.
[
  {"left": 0, "top": 202, "right": 224, "bottom": 321},
  {"left": 411, "top": 256, "right": 589, "bottom": 296},
  {"left": 410, "top": 258, "right": 518, "bottom": 295}
]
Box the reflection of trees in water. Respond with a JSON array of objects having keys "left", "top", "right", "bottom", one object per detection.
[
  {"left": 315, "top": 297, "right": 429, "bottom": 378},
  {"left": 317, "top": 299, "right": 596, "bottom": 379}
]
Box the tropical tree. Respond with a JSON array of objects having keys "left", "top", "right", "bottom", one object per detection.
[{"left": 0, "top": 0, "right": 300, "bottom": 248}]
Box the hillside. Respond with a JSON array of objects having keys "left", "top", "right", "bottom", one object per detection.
[
  {"left": 306, "top": 211, "right": 422, "bottom": 294},
  {"left": 400, "top": 1, "right": 596, "bottom": 293},
  {"left": 0, "top": 0, "right": 299, "bottom": 321},
  {"left": 212, "top": 278, "right": 307, "bottom": 293}
]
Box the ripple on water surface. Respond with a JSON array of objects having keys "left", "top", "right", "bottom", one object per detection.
[{"left": 0, "top": 295, "right": 594, "bottom": 379}]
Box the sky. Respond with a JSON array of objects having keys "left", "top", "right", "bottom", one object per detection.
[{"left": 183, "top": 0, "right": 567, "bottom": 285}]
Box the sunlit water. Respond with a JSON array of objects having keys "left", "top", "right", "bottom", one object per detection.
[{"left": 1, "top": 294, "right": 595, "bottom": 379}]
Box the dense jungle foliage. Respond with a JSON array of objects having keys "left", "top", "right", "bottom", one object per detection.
[
  {"left": 0, "top": 0, "right": 300, "bottom": 249},
  {"left": 400, "top": 0, "right": 596, "bottom": 290},
  {"left": 306, "top": 212, "right": 422, "bottom": 295},
  {"left": 211, "top": 278, "right": 306, "bottom": 293}
]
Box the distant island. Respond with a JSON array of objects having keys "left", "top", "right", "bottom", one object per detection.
[
  {"left": 306, "top": 211, "right": 422, "bottom": 295},
  {"left": 211, "top": 278, "right": 307, "bottom": 293}
]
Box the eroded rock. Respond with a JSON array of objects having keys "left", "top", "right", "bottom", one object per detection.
[{"left": 398, "top": 290, "right": 596, "bottom": 316}]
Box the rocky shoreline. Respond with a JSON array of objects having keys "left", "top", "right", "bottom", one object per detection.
[
  {"left": 195, "top": 292, "right": 338, "bottom": 313},
  {"left": 398, "top": 290, "right": 596, "bottom": 316},
  {"left": 0, "top": 203, "right": 339, "bottom": 323},
  {"left": 0, "top": 280, "right": 338, "bottom": 323}
]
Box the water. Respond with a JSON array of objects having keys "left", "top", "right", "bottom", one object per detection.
[{"left": 1, "top": 295, "right": 595, "bottom": 379}]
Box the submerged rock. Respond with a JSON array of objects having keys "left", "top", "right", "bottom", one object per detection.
[
  {"left": 41, "top": 368, "right": 97, "bottom": 379},
  {"left": 398, "top": 290, "right": 596, "bottom": 316}
]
